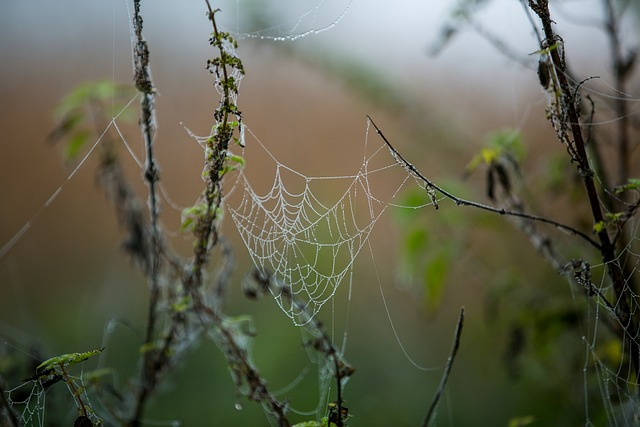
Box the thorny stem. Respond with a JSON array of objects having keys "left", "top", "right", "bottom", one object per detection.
[
  {"left": 190, "top": 1, "right": 240, "bottom": 283},
  {"left": 366, "top": 116, "right": 601, "bottom": 250},
  {"left": 131, "top": 0, "right": 163, "bottom": 424},
  {"left": 528, "top": 0, "right": 639, "bottom": 380}
]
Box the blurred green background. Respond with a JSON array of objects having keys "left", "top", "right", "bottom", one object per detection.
[{"left": 1, "top": 1, "right": 639, "bottom": 425}]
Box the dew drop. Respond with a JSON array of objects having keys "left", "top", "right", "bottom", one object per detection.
[{"left": 235, "top": 402, "right": 243, "bottom": 411}]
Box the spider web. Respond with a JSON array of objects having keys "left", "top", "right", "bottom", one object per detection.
[
  {"left": 6, "top": 370, "right": 101, "bottom": 427},
  {"left": 579, "top": 209, "right": 640, "bottom": 424},
  {"left": 226, "top": 124, "right": 417, "bottom": 325},
  {"left": 226, "top": 0, "right": 355, "bottom": 42}
]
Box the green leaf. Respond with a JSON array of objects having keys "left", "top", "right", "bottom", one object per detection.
[
  {"left": 292, "top": 421, "right": 323, "bottom": 427},
  {"left": 508, "top": 415, "right": 536, "bottom": 427},
  {"left": 465, "top": 129, "right": 524, "bottom": 176},
  {"left": 36, "top": 348, "right": 104, "bottom": 376},
  {"left": 487, "top": 129, "right": 525, "bottom": 161},
  {"left": 226, "top": 152, "right": 245, "bottom": 167},
  {"left": 55, "top": 80, "right": 135, "bottom": 121},
  {"left": 139, "top": 341, "right": 157, "bottom": 354},
  {"left": 614, "top": 178, "right": 640, "bottom": 194},
  {"left": 593, "top": 221, "right": 605, "bottom": 233},
  {"left": 171, "top": 295, "right": 191, "bottom": 313},
  {"left": 64, "top": 129, "right": 91, "bottom": 161},
  {"left": 180, "top": 203, "right": 210, "bottom": 233},
  {"left": 423, "top": 251, "right": 450, "bottom": 311}
]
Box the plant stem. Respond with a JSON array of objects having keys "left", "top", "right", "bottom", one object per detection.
[
  {"left": 528, "top": 0, "right": 639, "bottom": 379},
  {"left": 131, "top": 0, "right": 163, "bottom": 423}
]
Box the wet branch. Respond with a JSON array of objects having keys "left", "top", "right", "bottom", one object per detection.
[
  {"left": 366, "top": 116, "right": 601, "bottom": 250},
  {"left": 129, "top": 0, "right": 165, "bottom": 424},
  {"left": 528, "top": 0, "right": 639, "bottom": 379}
]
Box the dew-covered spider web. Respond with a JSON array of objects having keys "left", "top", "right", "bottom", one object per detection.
[
  {"left": 225, "top": 123, "right": 422, "bottom": 325},
  {"left": 227, "top": 0, "right": 355, "bottom": 42},
  {"left": 6, "top": 369, "right": 101, "bottom": 427}
]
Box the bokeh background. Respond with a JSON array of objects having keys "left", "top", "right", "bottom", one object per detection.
[{"left": 1, "top": 0, "right": 639, "bottom": 425}]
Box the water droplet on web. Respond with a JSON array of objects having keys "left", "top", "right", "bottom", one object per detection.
[{"left": 235, "top": 402, "right": 243, "bottom": 411}]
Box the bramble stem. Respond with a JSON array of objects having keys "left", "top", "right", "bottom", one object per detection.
[{"left": 130, "top": 0, "right": 163, "bottom": 423}]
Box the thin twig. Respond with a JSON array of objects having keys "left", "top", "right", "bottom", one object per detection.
[
  {"left": 422, "top": 307, "right": 465, "bottom": 427},
  {"left": 366, "top": 115, "right": 601, "bottom": 250}
]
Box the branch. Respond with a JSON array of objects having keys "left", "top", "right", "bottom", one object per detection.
[
  {"left": 422, "top": 307, "right": 465, "bottom": 427},
  {"left": 528, "top": 0, "right": 639, "bottom": 380},
  {"left": 366, "top": 116, "right": 601, "bottom": 250},
  {"left": 189, "top": 1, "right": 244, "bottom": 282},
  {"left": 130, "top": 0, "right": 164, "bottom": 423}
]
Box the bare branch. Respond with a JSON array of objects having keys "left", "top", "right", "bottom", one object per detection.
[
  {"left": 366, "top": 115, "right": 602, "bottom": 250},
  {"left": 130, "top": 0, "right": 165, "bottom": 423}
]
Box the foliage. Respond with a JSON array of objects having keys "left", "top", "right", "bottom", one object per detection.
[{"left": 49, "top": 81, "right": 136, "bottom": 162}]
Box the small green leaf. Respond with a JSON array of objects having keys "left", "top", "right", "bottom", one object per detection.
[
  {"left": 604, "top": 212, "right": 623, "bottom": 223},
  {"left": 465, "top": 129, "right": 524, "bottom": 176},
  {"left": 614, "top": 178, "right": 640, "bottom": 194},
  {"left": 139, "top": 342, "right": 156, "bottom": 354},
  {"left": 593, "top": 221, "right": 606, "bottom": 233},
  {"left": 508, "top": 415, "right": 536, "bottom": 427},
  {"left": 292, "top": 421, "right": 323, "bottom": 427},
  {"left": 171, "top": 295, "right": 191, "bottom": 313},
  {"left": 181, "top": 203, "right": 210, "bottom": 233},
  {"left": 36, "top": 348, "right": 104, "bottom": 375},
  {"left": 226, "top": 153, "right": 245, "bottom": 167},
  {"left": 64, "top": 129, "right": 91, "bottom": 161}
]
